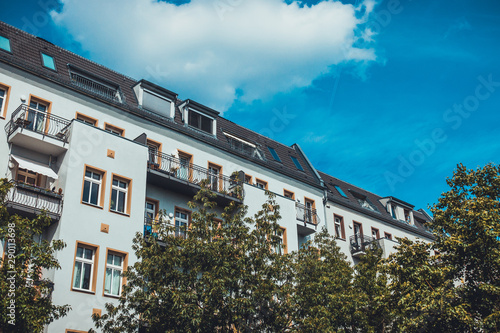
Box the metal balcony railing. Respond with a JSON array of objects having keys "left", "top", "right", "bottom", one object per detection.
[
  {"left": 70, "top": 71, "right": 123, "bottom": 103},
  {"left": 144, "top": 217, "right": 186, "bottom": 241},
  {"left": 4, "top": 104, "right": 72, "bottom": 143},
  {"left": 6, "top": 181, "right": 63, "bottom": 218},
  {"left": 148, "top": 151, "right": 243, "bottom": 199},
  {"left": 349, "top": 234, "right": 381, "bottom": 256},
  {"left": 295, "top": 202, "right": 320, "bottom": 226}
]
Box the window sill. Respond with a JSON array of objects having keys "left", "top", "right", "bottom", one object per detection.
[
  {"left": 103, "top": 293, "right": 121, "bottom": 299},
  {"left": 109, "top": 209, "right": 130, "bottom": 217},
  {"left": 81, "top": 201, "right": 104, "bottom": 209},
  {"left": 71, "top": 288, "right": 95, "bottom": 295}
]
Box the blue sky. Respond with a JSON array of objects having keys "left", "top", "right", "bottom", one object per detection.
[{"left": 2, "top": 0, "right": 499, "bottom": 212}]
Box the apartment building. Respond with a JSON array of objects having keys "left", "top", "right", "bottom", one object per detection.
[{"left": 0, "top": 21, "right": 433, "bottom": 331}]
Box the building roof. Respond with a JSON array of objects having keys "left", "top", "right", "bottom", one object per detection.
[
  {"left": 318, "top": 170, "right": 434, "bottom": 239},
  {"left": 0, "top": 21, "right": 322, "bottom": 189}
]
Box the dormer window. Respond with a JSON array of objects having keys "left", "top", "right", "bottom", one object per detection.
[
  {"left": 0, "top": 35, "right": 11, "bottom": 52},
  {"left": 223, "top": 132, "right": 266, "bottom": 161},
  {"left": 132, "top": 80, "right": 177, "bottom": 119},
  {"left": 68, "top": 64, "right": 123, "bottom": 103},
  {"left": 188, "top": 110, "right": 213, "bottom": 133},
  {"left": 351, "top": 191, "right": 378, "bottom": 212}
]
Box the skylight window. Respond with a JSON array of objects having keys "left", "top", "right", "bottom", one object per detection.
[
  {"left": 334, "top": 185, "right": 347, "bottom": 198},
  {"left": 267, "top": 147, "right": 281, "bottom": 162},
  {"left": 0, "top": 36, "right": 11, "bottom": 52},
  {"left": 41, "top": 53, "right": 56, "bottom": 70},
  {"left": 290, "top": 156, "right": 304, "bottom": 171}
]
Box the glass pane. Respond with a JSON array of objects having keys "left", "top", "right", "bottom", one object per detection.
[
  {"left": 82, "top": 180, "right": 90, "bottom": 203},
  {"left": 0, "top": 89, "right": 5, "bottom": 98},
  {"left": 107, "top": 254, "right": 113, "bottom": 265},
  {"left": 92, "top": 172, "right": 100, "bottom": 180},
  {"left": 112, "top": 269, "right": 121, "bottom": 295},
  {"left": 84, "top": 248, "right": 93, "bottom": 260},
  {"left": 119, "top": 181, "right": 126, "bottom": 189},
  {"left": 118, "top": 191, "right": 125, "bottom": 212},
  {"left": 42, "top": 53, "right": 56, "bottom": 70},
  {"left": 90, "top": 183, "right": 99, "bottom": 205},
  {"left": 73, "top": 261, "right": 82, "bottom": 288},
  {"left": 85, "top": 170, "right": 91, "bottom": 178},
  {"left": 0, "top": 36, "right": 11, "bottom": 52},
  {"left": 201, "top": 116, "right": 212, "bottom": 133},
  {"left": 114, "top": 255, "right": 122, "bottom": 266},
  {"left": 76, "top": 246, "right": 83, "bottom": 258},
  {"left": 104, "top": 268, "right": 112, "bottom": 294},
  {"left": 82, "top": 263, "right": 92, "bottom": 290},
  {"left": 111, "top": 189, "right": 117, "bottom": 210},
  {"left": 146, "top": 202, "right": 154, "bottom": 210}
]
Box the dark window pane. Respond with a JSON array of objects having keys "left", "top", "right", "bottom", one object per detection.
[
  {"left": 111, "top": 189, "right": 117, "bottom": 210},
  {"left": 83, "top": 180, "right": 90, "bottom": 203},
  {"left": 201, "top": 116, "right": 212, "bottom": 133},
  {"left": 90, "top": 183, "right": 99, "bottom": 205}
]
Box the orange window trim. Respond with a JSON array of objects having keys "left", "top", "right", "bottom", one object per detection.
[
  {"left": 304, "top": 197, "right": 317, "bottom": 224},
  {"left": 177, "top": 149, "right": 193, "bottom": 181},
  {"left": 145, "top": 197, "right": 160, "bottom": 220},
  {"left": 281, "top": 226, "right": 288, "bottom": 254},
  {"left": 283, "top": 189, "right": 295, "bottom": 200},
  {"left": 102, "top": 248, "right": 129, "bottom": 298},
  {"left": 208, "top": 161, "right": 223, "bottom": 189},
  {"left": 244, "top": 174, "right": 253, "bottom": 185},
  {"left": 28, "top": 94, "right": 52, "bottom": 134},
  {"left": 147, "top": 138, "right": 162, "bottom": 156},
  {"left": 70, "top": 241, "right": 99, "bottom": 294},
  {"left": 81, "top": 164, "right": 107, "bottom": 208},
  {"left": 109, "top": 173, "right": 133, "bottom": 216},
  {"left": 334, "top": 214, "right": 346, "bottom": 240},
  {"left": 104, "top": 122, "right": 125, "bottom": 136},
  {"left": 65, "top": 330, "right": 88, "bottom": 333},
  {"left": 255, "top": 178, "right": 268, "bottom": 190},
  {"left": 75, "top": 112, "right": 98, "bottom": 126},
  {"left": 0, "top": 82, "right": 11, "bottom": 119}
]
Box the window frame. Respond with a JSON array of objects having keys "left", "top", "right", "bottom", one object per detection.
[
  {"left": 283, "top": 189, "right": 295, "bottom": 200},
  {"left": 244, "top": 174, "right": 253, "bottom": 185},
  {"left": 334, "top": 185, "right": 348, "bottom": 198},
  {"left": 267, "top": 146, "right": 281, "bottom": 162},
  {"left": 334, "top": 214, "right": 346, "bottom": 240},
  {"left": 75, "top": 112, "right": 98, "bottom": 126},
  {"left": 27, "top": 94, "right": 52, "bottom": 134},
  {"left": 255, "top": 178, "right": 268, "bottom": 190},
  {"left": 103, "top": 248, "right": 128, "bottom": 298},
  {"left": 274, "top": 226, "right": 287, "bottom": 255},
  {"left": 371, "top": 227, "right": 380, "bottom": 240},
  {"left": 0, "top": 82, "right": 11, "bottom": 119},
  {"left": 40, "top": 52, "right": 57, "bottom": 71},
  {"left": 174, "top": 207, "right": 191, "bottom": 239},
  {"left": 187, "top": 109, "right": 214, "bottom": 134},
  {"left": 353, "top": 221, "right": 363, "bottom": 237},
  {"left": 81, "top": 165, "right": 106, "bottom": 209},
  {"left": 71, "top": 241, "right": 99, "bottom": 294},
  {"left": 104, "top": 122, "right": 125, "bottom": 137},
  {"left": 384, "top": 232, "right": 392, "bottom": 240},
  {"left": 304, "top": 197, "right": 316, "bottom": 224},
  {"left": 109, "top": 173, "right": 132, "bottom": 216},
  {"left": 290, "top": 156, "right": 304, "bottom": 171},
  {"left": 146, "top": 138, "right": 162, "bottom": 166},
  {"left": 0, "top": 35, "right": 12, "bottom": 53},
  {"left": 207, "top": 162, "right": 223, "bottom": 192},
  {"left": 177, "top": 150, "right": 193, "bottom": 182}
]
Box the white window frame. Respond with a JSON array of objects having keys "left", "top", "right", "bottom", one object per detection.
[
  {"left": 208, "top": 165, "right": 220, "bottom": 191},
  {"left": 104, "top": 253, "right": 124, "bottom": 297},
  {"left": 73, "top": 246, "right": 95, "bottom": 291},
  {"left": 110, "top": 178, "right": 128, "bottom": 213},
  {"left": 0, "top": 86, "right": 6, "bottom": 114},
  {"left": 334, "top": 216, "right": 343, "bottom": 239},
  {"left": 175, "top": 209, "right": 189, "bottom": 239},
  {"left": 82, "top": 170, "right": 102, "bottom": 206}
]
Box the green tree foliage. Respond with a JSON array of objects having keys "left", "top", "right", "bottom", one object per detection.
[{"left": 0, "top": 179, "right": 70, "bottom": 332}]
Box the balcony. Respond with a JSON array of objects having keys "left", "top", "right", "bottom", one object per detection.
[
  {"left": 5, "top": 181, "right": 63, "bottom": 221},
  {"left": 146, "top": 152, "right": 243, "bottom": 205},
  {"left": 4, "top": 104, "right": 71, "bottom": 156},
  {"left": 295, "top": 202, "right": 319, "bottom": 235},
  {"left": 349, "top": 234, "right": 382, "bottom": 258}
]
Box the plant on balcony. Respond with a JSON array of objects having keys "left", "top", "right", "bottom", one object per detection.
[{"left": 0, "top": 179, "right": 70, "bottom": 332}]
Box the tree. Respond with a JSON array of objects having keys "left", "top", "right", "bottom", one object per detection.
[
  {"left": 93, "top": 183, "right": 291, "bottom": 332},
  {"left": 0, "top": 179, "right": 70, "bottom": 332}
]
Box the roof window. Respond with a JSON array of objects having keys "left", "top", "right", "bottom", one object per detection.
[
  {"left": 41, "top": 53, "right": 56, "bottom": 70},
  {"left": 68, "top": 64, "right": 122, "bottom": 102},
  {"left": 223, "top": 132, "right": 266, "bottom": 161},
  {"left": 334, "top": 185, "right": 347, "bottom": 198},
  {"left": 267, "top": 147, "right": 281, "bottom": 162},
  {"left": 290, "top": 156, "right": 304, "bottom": 171},
  {"left": 0, "top": 35, "right": 11, "bottom": 52}
]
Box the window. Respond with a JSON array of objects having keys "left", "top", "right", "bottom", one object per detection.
[
  {"left": 274, "top": 227, "right": 287, "bottom": 255},
  {"left": 188, "top": 110, "right": 213, "bottom": 134},
  {"left": 110, "top": 175, "right": 131, "bottom": 214},
  {"left": 104, "top": 123, "right": 124, "bottom": 137},
  {"left": 384, "top": 232, "right": 392, "bottom": 240},
  {"left": 353, "top": 222, "right": 363, "bottom": 236},
  {"left": 208, "top": 162, "right": 222, "bottom": 192},
  {"left": 390, "top": 204, "right": 397, "bottom": 219},
  {"left": 283, "top": 189, "right": 295, "bottom": 200},
  {"left": 223, "top": 132, "right": 266, "bottom": 161},
  {"left": 175, "top": 208, "right": 190, "bottom": 239},
  {"left": 144, "top": 198, "right": 159, "bottom": 238},
  {"left": 104, "top": 251, "right": 126, "bottom": 297},
  {"left": 244, "top": 174, "right": 252, "bottom": 185},
  {"left": 27, "top": 96, "right": 51, "bottom": 133},
  {"left": 41, "top": 53, "right": 56, "bottom": 70},
  {"left": 0, "top": 35, "right": 11, "bottom": 52},
  {"left": 75, "top": 112, "right": 98, "bottom": 126},
  {"left": 147, "top": 139, "right": 162, "bottom": 165},
  {"left": 255, "top": 178, "right": 268, "bottom": 190},
  {"left": 82, "top": 166, "right": 105, "bottom": 207},
  {"left": 72, "top": 243, "right": 98, "bottom": 292},
  {"left": 0, "top": 83, "right": 10, "bottom": 118},
  {"left": 16, "top": 168, "right": 38, "bottom": 186},
  {"left": 267, "top": 147, "right": 281, "bottom": 162},
  {"left": 177, "top": 151, "right": 192, "bottom": 181},
  {"left": 351, "top": 192, "right": 378, "bottom": 212},
  {"left": 334, "top": 185, "right": 347, "bottom": 198},
  {"left": 304, "top": 197, "right": 316, "bottom": 224},
  {"left": 69, "top": 64, "right": 122, "bottom": 102},
  {"left": 404, "top": 209, "right": 412, "bottom": 224},
  {"left": 371, "top": 227, "right": 380, "bottom": 239},
  {"left": 290, "top": 156, "right": 304, "bottom": 171},
  {"left": 334, "top": 214, "right": 345, "bottom": 239}
]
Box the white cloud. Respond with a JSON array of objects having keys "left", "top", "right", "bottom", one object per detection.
[{"left": 52, "top": 0, "right": 377, "bottom": 111}]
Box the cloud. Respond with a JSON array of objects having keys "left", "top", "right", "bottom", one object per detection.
[{"left": 52, "top": 0, "right": 377, "bottom": 111}]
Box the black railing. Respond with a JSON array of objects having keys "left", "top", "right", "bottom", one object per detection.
[
  {"left": 6, "top": 181, "right": 63, "bottom": 218},
  {"left": 225, "top": 136, "right": 267, "bottom": 161},
  {"left": 4, "top": 104, "right": 71, "bottom": 143},
  {"left": 148, "top": 151, "right": 242, "bottom": 199},
  {"left": 349, "top": 234, "right": 381, "bottom": 255},
  {"left": 70, "top": 72, "right": 122, "bottom": 103},
  {"left": 295, "top": 202, "right": 320, "bottom": 226},
  {"left": 144, "top": 217, "right": 185, "bottom": 241}
]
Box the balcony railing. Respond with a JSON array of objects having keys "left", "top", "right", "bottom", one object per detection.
[
  {"left": 295, "top": 202, "right": 320, "bottom": 226},
  {"left": 144, "top": 217, "right": 185, "bottom": 242},
  {"left": 4, "top": 104, "right": 72, "bottom": 143},
  {"left": 349, "top": 234, "right": 381, "bottom": 257},
  {"left": 69, "top": 71, "right": 123, "bottom": 103},
  {"left": 148, "top": 151, "right": 242, "bottom": 199},
  {"left": 6, "top": 181, "right": 63, "bottom": 219}
]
